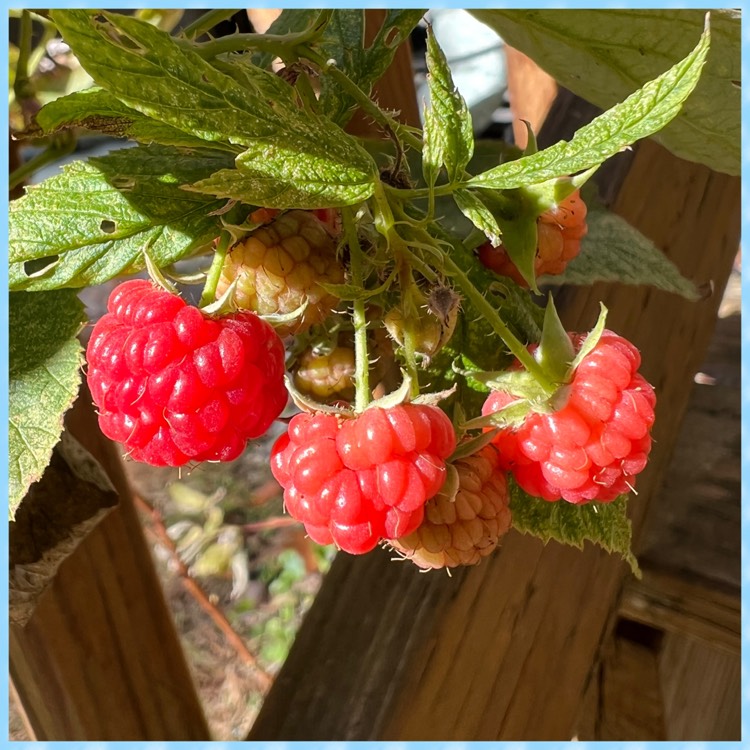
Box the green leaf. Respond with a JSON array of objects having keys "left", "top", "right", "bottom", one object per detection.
[
  {"left": 471, "top": 9, "right": 740, "bottom": 176},
  {"left": 539, "top": 209, "right": 701, "bottom": 300},
  {"left": 9, "top": 290, "right": 85, "bottom": 519},
  {"left": 188, "top": 131, "right": 377, "bottom": 209},
  {"left": 50, "top": 10, "right": 285, "bottom": 145},
  {"left": 509, "top": 481, "right": 639, "bottom": 575},
  {"left": 10, "top": 145, "right": 230, "bottom": 290},
  {"left": 422, "top": 27, "right": 474, "bottom": 186},
  {"left": 51, "top": 7, "right": 378, "bottom": 195},
  {"left": 23, "top": 87, "right": 234, "bottom": 151},
  {"left": 468, "top": 19, "right": 711, "bottom": 191},
  {"left": 452, "top": 189, "right": 502, "bottom": 246}
]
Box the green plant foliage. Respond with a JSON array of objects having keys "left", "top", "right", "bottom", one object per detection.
[
  {"left": 9, "top": 290, "right": 85, "bottom": 518},
  {"left": 468, "top": 20, "right": 711, "bottom": 190},
  {"left": 471, "top": 9, "right": 740, "bottom": 175},
  {"left": 9, "top": 145, "right": 231, "bottom": 290}
]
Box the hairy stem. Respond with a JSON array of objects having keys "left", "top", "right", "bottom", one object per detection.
[
  {"left": 199, "top": 231, "right": 231, "bottom": 307},
  {"left": 342, "top": 207, "right": 371, "bottom": 412},
  {"left": 180, "top": 9, "right": 238, "bottom": 40}
]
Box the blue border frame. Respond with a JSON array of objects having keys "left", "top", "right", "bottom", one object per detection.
[{"left": 3, "top": 2, "right": 745, "bottom": 747}]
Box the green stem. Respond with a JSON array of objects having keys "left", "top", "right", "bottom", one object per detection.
[
  {"left": 181, "top": 9, "right": 238, "bottom": 40},
  {"left": 439, "top": 250, "right": 556, "bottom": 394},
  {"left": 187, "top": 10, "right": 333, "bottom": 59},
  {"left": 199, "top": 231, "right": 231, "bottom": 307},
  {"left": 9, "top": 138, "right": 75, "bottom": 191},
  {"left": 301, "top": 45, "right": 422, "bottom": 153},
  {"left": 13, "top": 10, "right": 34, "bottom": 107},
  {"left": 342, "top": 207, "right": 370, "bottom": 412}
]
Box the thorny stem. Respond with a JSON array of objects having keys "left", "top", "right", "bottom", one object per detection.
[
  {"left": 300, "top": 45, "right": 423, "bottom": 153},
  {"left": 199, "top": 231, "right": 231, "bottom": 307},
  {"left": 134, "top": 494, "right": 273, "bottom": 692},
  {"left": 180, "top": 9, "right": 238, "bottom": 40},
  {"left": 342, "top": 206, "right": 371, "bottom": 412}
]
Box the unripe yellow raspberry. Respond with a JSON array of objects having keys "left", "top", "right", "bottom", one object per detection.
[
  {"left": 293, "top": 345, "right": 356, "bottom": 402},
  {"left": 216, "top": 210, "right": 344, "bottom": 336},
  {"left": 390, "top": 444, "right": 511, "bottom": 569}
]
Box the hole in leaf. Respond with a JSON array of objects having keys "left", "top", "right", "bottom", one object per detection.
[
  {"left": 100, "top": 220, "right": 117, "bottom": 234},
  {"left": 110, "top": 176, "right": 135, "bottom": 190},
  {"left": 24, "top": 256, "right": 59, "bottom": 278}
]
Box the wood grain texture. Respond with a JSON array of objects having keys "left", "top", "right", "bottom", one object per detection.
[
  {"left": 10, "top": 390, "right": 211, "bottom": 740},
  {"left": 247, "top": 84, "right": 740, "bottom": 739},
  {"left": 659, "top": 631, "right": 741, "bottom": 740}
]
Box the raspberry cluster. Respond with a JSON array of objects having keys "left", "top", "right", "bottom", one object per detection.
[
  {"left": 270, "top": 404, "right": 457, "bottom": 554},
  {"left": 391, "top": 444, "right": 511, "bottom": 569},
  {"left": 478, "top": 190, "right": 588, "bottom": 286},
  {"left": 483, "top": 330, "right": 656, "bottom": 503},
  {"left": 87, "top": 280, "right": 287, "bottom": 466}
]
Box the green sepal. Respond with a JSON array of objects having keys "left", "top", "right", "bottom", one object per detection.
[
  {"left": 567, "top": 303, "right": 608, "bottom": 377},
  {"left": 523, "top": 167, "right": 598, "bottom": 216},
  {"left": 521, "top": 120, "right": 538, "bottom": 156},
  {"left": 495, "top": 209, "right": 539, "bottom": 293},
  {"left": 536, "top": 295, "right": 576, "bottom": 384}
]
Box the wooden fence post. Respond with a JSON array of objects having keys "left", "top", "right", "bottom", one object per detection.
[{"left": 9, "top": 389, "right": 211, "bottom": 740}]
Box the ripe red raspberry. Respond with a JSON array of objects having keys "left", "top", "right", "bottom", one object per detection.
[
  {"left": 216, "top": 209, "right": 344, "bottom": 336},
  {"left": 270, "top": 404, "right": 457, "bottom": 554},
  {"left": 390, "top": 444, "right": 511, "bottom": 569},
  {"left": 478, "top": 190, "right": 588, "bottom": 286},
  {"left": 482, "top": 330, "right": 655, "bottom": 504},
  {"left": 86, "top": 279, "right": 287, "bottom": 467}
]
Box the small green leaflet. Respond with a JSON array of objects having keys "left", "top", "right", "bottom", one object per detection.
[
  {"left": 9, "top": 290, "right": 85, "bottom": 519},
  {"left": 9, "top": 145, "right": 230, "bottom": 290},
  {"left": 471, "top": 9, "right": 739, "bottom": 176},
  {"left": 509, "top": 481, "right": 640, "bottom": 575},
  {"left": 468, "top": 19, "right": 710, "bottom": 191},
  {"left": 539, "top": 210, "right": 700, "bottom": 299},
  {"left": 452, "top": 189, "right": 501, "bottom": 246},
  {"left": 188, "top": 132, "right": 378, "bottom": 209},
  {"left": 23, "top": 87, "right": 235, "bottom": 152},
  {"left": 422, "top": 27, "right": 474, "bottom": 187}
]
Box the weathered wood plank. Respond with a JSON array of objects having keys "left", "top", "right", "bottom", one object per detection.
[
  {"left": 619, "top": 567, "right": 740, "bottom": 654},
  {"left": 9, "top": 391, "right": 211, "bottom": 740},
  {"left": 659, "top": 631, "right": 741, "bottom": 739}
]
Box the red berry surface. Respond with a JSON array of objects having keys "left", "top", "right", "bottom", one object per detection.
[
  {"left": 482, "top": 330, "right": 656, "bottom": 504},
  {"left": 87, "top": 279, "right": 287, "bottom": 466},
  {"left": 478, "top": 190, "right": 588, "bottom": 286},
  {"left": 270, "top": 404, "right": 457, "bottom": 554}
]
